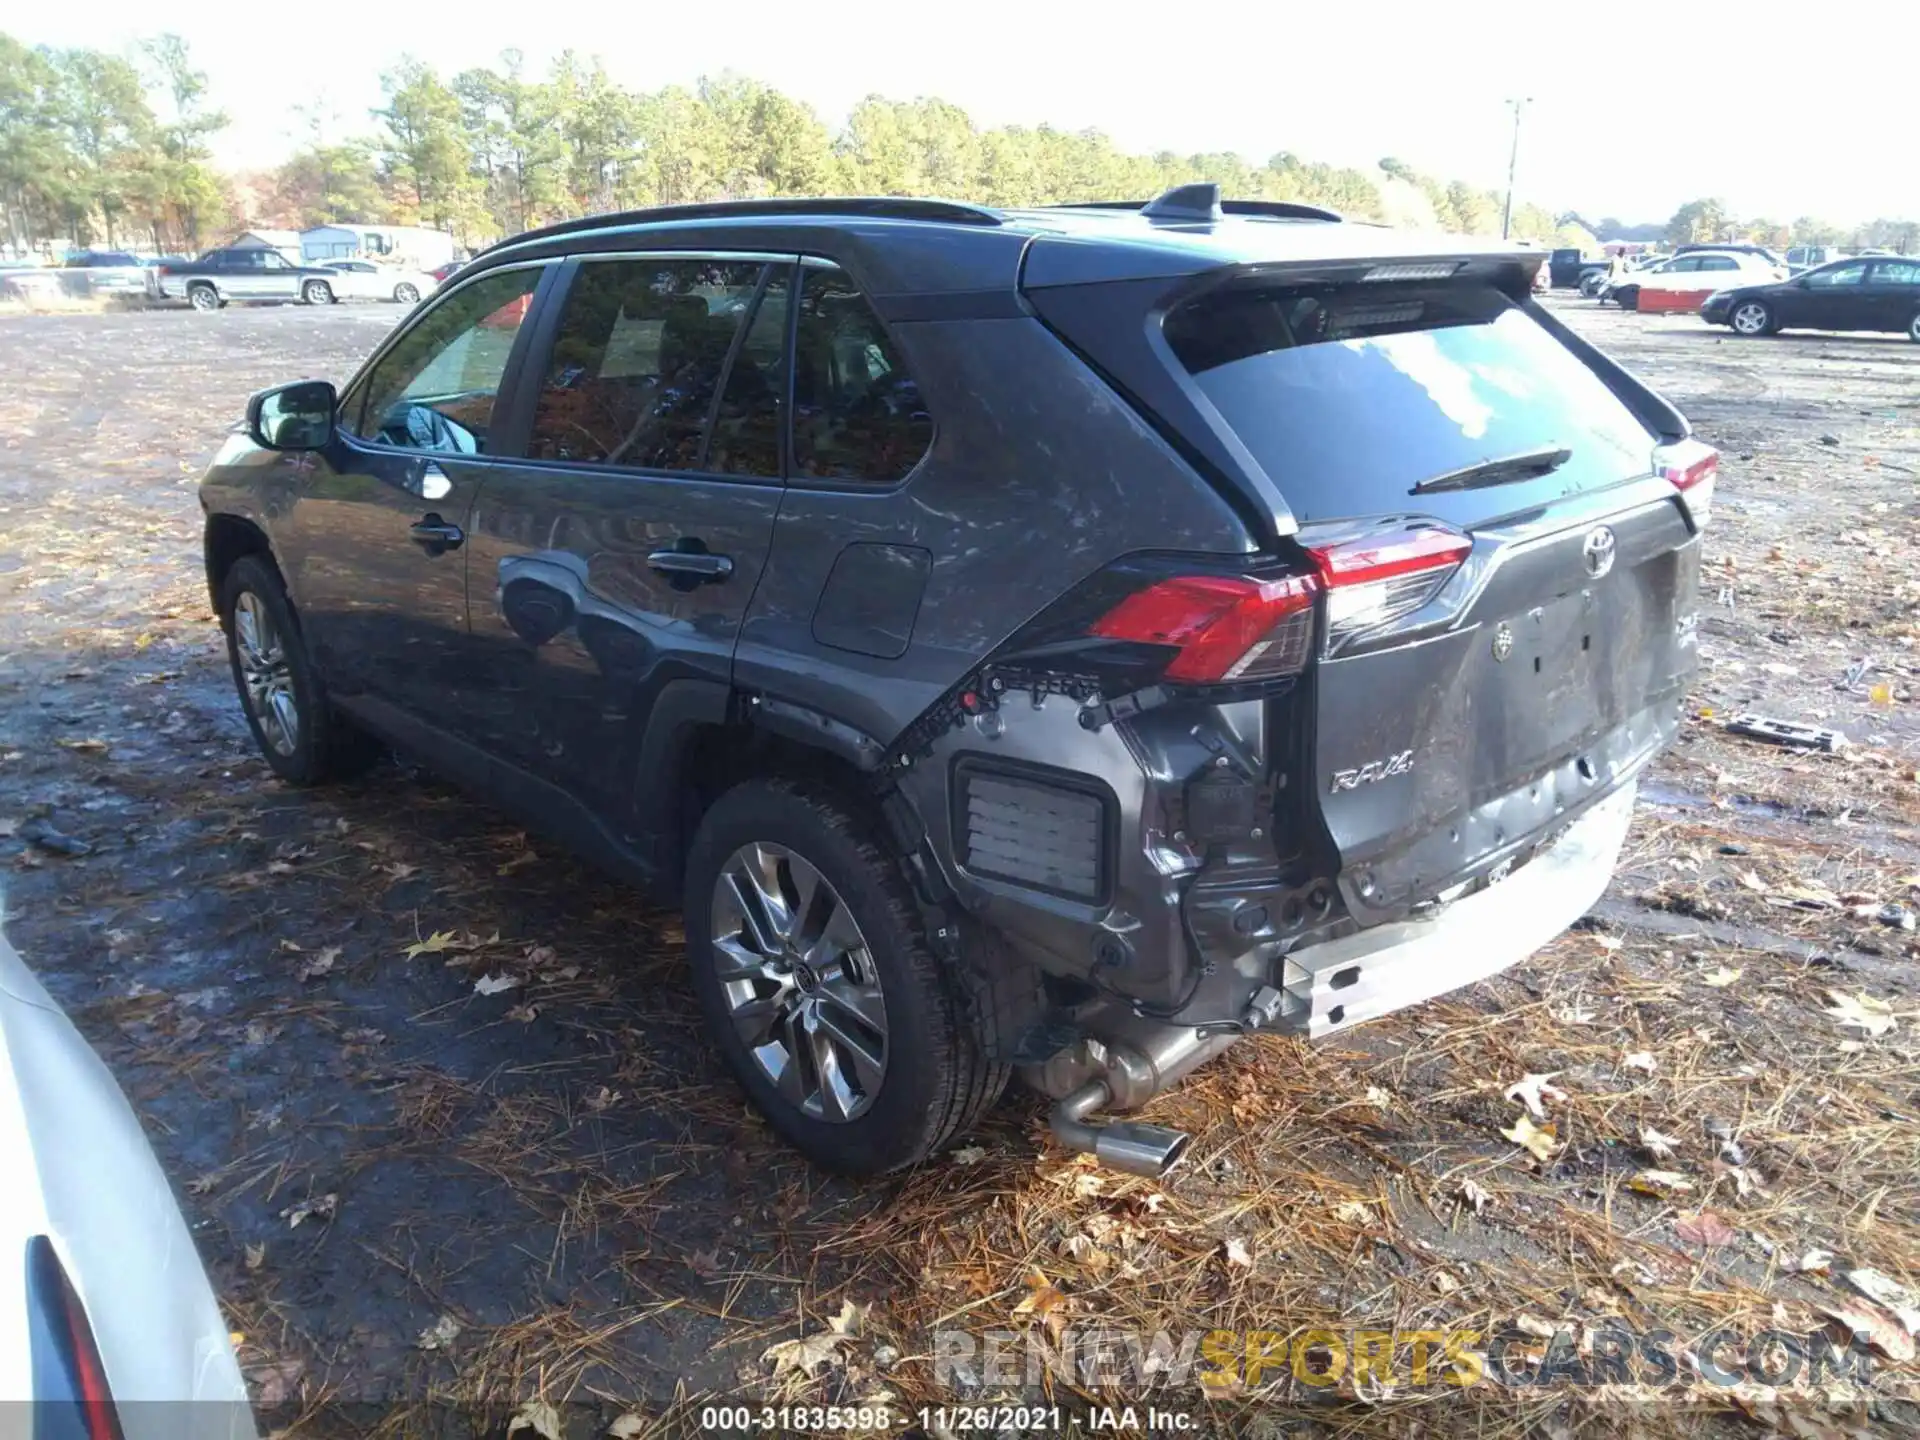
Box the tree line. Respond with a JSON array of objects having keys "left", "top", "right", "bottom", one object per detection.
[{"left": 3, "top": 33, "right": 1913, "bottom": 258}]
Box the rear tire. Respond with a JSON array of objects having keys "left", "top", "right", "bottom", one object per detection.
[
  {"left": 683, "top": 778, "right": 1008, "bottom": 1174},
  {"left": 393, "top": 282, "right": 420, "bottom": 305},
  {"left": 1730, "top": 300, "right": 1775, "bottom": 336},
  {"left": 1908, "top": 312, "right": 1920, "bottom": 344},
  {"left": 187, "top": 283, "right": 219, "bottom": 312},
  {"left": 1614, "top": 286, "right": 1640, "bottom": 312},
  {"left": 218, "top": 555, "right": 381, "bottom": 785}
]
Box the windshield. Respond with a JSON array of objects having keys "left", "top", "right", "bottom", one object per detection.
[{"left": 1164, "top": 281, "right": 1654, "bottom": 526}]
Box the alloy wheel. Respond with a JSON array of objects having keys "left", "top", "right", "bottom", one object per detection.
[
  {"left": 395, "top": 283, "right": 419, "bottom": 304},
  {"left": 1732, "top": 302, "right": 1770, "bottom": 335},
  {"left": 710, "top": 842, "right": 887, "bottom": 1123},
  {"left": 233, "top": 591, "right": 300, "bottom": 756},
  {"left": 189, "top": 287, "right": 217, "bottom": 311},
  {"left": 303, "top": 281, "right": 331, "bottom": 305}
]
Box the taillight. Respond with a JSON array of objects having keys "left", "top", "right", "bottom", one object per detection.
[
  {"left": 1655, "top": 439, "right": 1717, "bottom": 528},
  {"left": 1305, "top": 526, "right": 1473, "bottom": 651},
  {"left": 25, "top": 1237, "right": 122, "bottom": 1440},
  {"left": 1091, "top": 573, "right": 1318, "bottom": 683}
]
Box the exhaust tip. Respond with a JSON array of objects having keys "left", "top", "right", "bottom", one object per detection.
[{"left": 1092, "top": 1122, "right": 1192, "bottom": 1178}]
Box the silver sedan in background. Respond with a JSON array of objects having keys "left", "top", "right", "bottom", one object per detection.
[
  {"left": 0, "top": 920, "right": 255, "bottom": 1440},
  {"left": 317, "top": 259, "right": 438, "bottom": 305}
]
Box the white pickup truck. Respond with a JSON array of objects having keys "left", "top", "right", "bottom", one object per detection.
[{"left": 147, "top": 247, "right": 346, "bottom": 311}]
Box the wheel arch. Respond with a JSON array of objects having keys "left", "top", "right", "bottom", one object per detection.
[{"left": 203, "top": 512, "right": 279, "bottom": 613}]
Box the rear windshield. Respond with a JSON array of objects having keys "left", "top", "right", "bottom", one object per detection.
[{"left": 1165, "top": 283, "right": 1655, "bottom": 526}]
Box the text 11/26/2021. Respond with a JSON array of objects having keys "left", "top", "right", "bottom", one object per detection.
[{"left": 696, "top": 1405, "right": 1198, "bottom": 1432}]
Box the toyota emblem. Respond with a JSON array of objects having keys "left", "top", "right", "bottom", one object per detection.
[
  {"left": 1582, "top": 525, "right": 1617, "bottom": 580},
  {"left": 1491, "top": 623, "right": 1514, "bottom": 662}
]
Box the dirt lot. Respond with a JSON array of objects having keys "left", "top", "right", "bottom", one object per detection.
[{"left": 0, "top": 297, "right": 1916, "bottom": 1437}]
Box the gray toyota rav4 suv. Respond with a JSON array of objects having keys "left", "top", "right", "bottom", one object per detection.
[{"left": 199, "top": 186, "right": 1713, "bottom": 1177}]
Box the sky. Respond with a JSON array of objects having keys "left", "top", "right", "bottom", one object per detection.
[{"left": 13, "top": 0, "right": 1919, "bottom": 227}]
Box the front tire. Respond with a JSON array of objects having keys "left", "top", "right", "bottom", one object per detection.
[
  {"left": 1908, "top": 312, "right": 1920, "bottom": 344},
  {"left": 1614, "top": 286, "right": 1640, "bottom": 312},
  {"left": 1731, "top": 300, "right": 1775, "bottom": 336},
  {"left": 393, "top": 282, "right": 420, "bottom": 305},
  {"left": 683, "top": 778, "right": 1008, "bottom": 1174},
  {"left": 302, "top": 280, "right": 333, "bottom": 306},
  {"left": 219, "top": 555, "right": 380, "bottom": 785}
]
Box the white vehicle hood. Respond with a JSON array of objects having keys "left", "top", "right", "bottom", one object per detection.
[{"left": 0, "top": 931, "right": 254, "bottom": 1438}]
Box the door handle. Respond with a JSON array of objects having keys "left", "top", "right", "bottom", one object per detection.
[
  {"left": 647, "top": 548, "right": 734, "bottom": 581},
  {"left": 409, "top": 514, "right": 465, "bottom": 555}
]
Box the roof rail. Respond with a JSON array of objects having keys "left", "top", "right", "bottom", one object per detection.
[
  {"left": 1048, "top": 191, "right": 1345, "bottom": 224},
  {"left": 472, "top": 195, "right": 1003, "bottom": 262}
]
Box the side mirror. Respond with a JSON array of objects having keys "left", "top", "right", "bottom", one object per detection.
[{"left": 247, "top": 380, "right": 337, "bottom": 451}]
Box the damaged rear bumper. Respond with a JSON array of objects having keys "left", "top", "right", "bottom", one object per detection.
[
  {"left": 1280, "top": 780, "right": 1636, "bottom": 1038},
  {"left": 1028, "top": 781, "right": 1637, "bottom": 1167}
]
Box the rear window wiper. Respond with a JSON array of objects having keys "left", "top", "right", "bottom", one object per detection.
[{"left": 1411, "top": 445, "right": 1572, "bottom": 495}]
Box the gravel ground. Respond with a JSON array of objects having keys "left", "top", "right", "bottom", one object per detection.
[{"left": 0, "top": 296, "right": 1916, "bottom": 1436}]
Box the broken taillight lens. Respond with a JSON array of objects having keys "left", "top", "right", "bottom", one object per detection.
[
  {"left": 1091, "top": 573, "right": 1319, "bottom": 683},
  {"left": 1654, "top": 439, "right": 1717, "bottom": 528},
  {"left": 1305, "top": 526, "right": 1473, "bottom": 651}
]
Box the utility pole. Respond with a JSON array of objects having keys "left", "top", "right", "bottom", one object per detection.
[{"left": 1502, "top": 97, "right": 1532, "bottom": 239}]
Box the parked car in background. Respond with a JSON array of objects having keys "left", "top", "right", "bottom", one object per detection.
[
  {"left": 1548, "top": 246, "right": 1601, "bottom": 288},
  {"left": 148, "top": 248, "right": 346, "bottom": 311},
  {"left": 318, "top": 259, "right": 439, "bottom": 305},
  {"left": 0, "top": 262, "right": 62, "bottom": 302},
  {"left": 62, "top": 250, "right": 149, "bottom": 296},
  {"left": 1786, "top": 245, "right": 1849, "bottom": 273},
  {"left": 198, "top": 187, "right": 1709, "bottom": 1177},
  {"left": 1607, "top": 250, "right": 1785, "bottom": 310},
  {"left": 1702, "top": 255, "right": 1920, "bottom": 340},
  {"left": 430, "top": 259, "right": 463, "bottom": 284},
  {"left": 1674, "top": 243, "right": 1785, "bottom": 267},
  {"left": 1580, "top": 252, "right": 1666, "bottom": 297},
  {"left": 0, "top": 923, "right": 256, "bottom": 1438}
]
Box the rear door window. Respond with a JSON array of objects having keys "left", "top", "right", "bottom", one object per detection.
[
  {"left": 1164, "top": 282, "right": 1655, "bottom": 525},
  {"left": 527, "top": 258, "right": 765, "bottom": 472},
  {"left": 1807, "top": 262, "right": 1868, "bottom": 288},
  {"left": 791, "top": 263, "right": 931, "bottom": 484}
]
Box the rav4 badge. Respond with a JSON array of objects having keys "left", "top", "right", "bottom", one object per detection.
[{"left": 1330, "top": 750, "right": 1414, "bottom": 792}]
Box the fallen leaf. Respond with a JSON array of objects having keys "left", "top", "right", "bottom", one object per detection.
[
  {"left": 1332, "top": 1200, "right": 1373, "bottom": 1225},
  {"left": 1221, "top": 1237, "right": 1254, "bottom": 1270},
  {"left": 1459, "top": 1177, "right": 1493, "bottom": 1215},
  {"left": 1819, "top": 1298, "right": 1916, "bottom": 1363},
  {"left": 473, "top": 973, "right": 520, "bottom": 996},
  {"left": 1675, "top": 1211, "right": 1737, "bottom": 1248},
  {"left": 506, "top": 1400, "right": 563, "bottom": 1440},
  {"left": 416, "top": 1314, "right": 462, "bottom": 1351},
  {"left": 1432, "top": 1270, "right": 1459, "bottom": 1295},
  {"left": 1628, "top": 1170, "right": 1695, "bottom": 1197},
  {"left": 1501, "top": 1113, "right": 1559, "bottom": 1163},
  {"left": 296, "top": 945, "right": 341, "bottom": 981},
  {"left": 504, "top": 1002, "right": 540, "bottom": 1022},
  {"left": 1792, "top": 1249, "right": 1835, "bottom": 1275},
  {"left": 280, "top": 1193, "right": 338, "bottom": 1229},
  {"left": 403, "top": 930, "right": 458, "bottom": 960},
  {"left": 763, "top": 1330, "right": 849, "bottom": 1379},
  {"left": 244, "top": 1243, "right": 266, "bottom": 1272},
  {"left": 828, "top": 1298, "right": 867, "bottom": 1337},
  {"left": 1515, "top": 1314, "right": 1558, "bottom": 1339},
  {"left": 1844, "top": 1269, "right": 1920, "bottom": 1335},
  {"left": 1503, "top": 1071, "right": 1568, "bottom": 1119},
  {"left": 585, "top": 1086, "right": 621, "bottom": 1112},
  {"left": 1012, "top": 1270, "right": 1073, "bottom": 1341},
  {"left": 1364, "top": 1084, "right": 1394, "bottom": 1108},
  {"left": 1824, "top": 990, "right": 1897, "bottom": 1038},
  {"left": 1702, "top": 966, "right": 1743, "bottom": 988},
  {"left": 1622, "top": 1050, "right": 1658, "bottom": 1074},
  {"left": 608, "top": 1417, "right": 649, "bottom": 1439},
  {"left": 1640, "top": 1125, "right": 1683, "bottom": 1161},
  {"left": 949, "top": 1145, "right": 988, "bottom": 1165}
]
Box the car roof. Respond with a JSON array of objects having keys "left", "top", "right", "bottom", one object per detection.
[{"left": 465, "top": 188, "right": 1535, "bottom": 299}]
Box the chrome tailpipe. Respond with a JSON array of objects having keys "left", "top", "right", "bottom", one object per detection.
[{"left": 1048, "top": 1081, "right": 1192, "bottom": 1177}]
